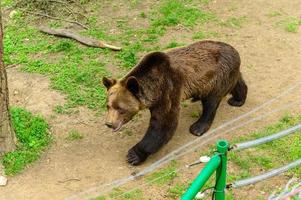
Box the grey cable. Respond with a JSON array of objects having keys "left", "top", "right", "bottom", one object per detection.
[
  {"left": 231, "top": 158, "right": 301, "bottom": 188},
  {"left": 232, "top": 124, "right": 301, "bottom": 151},
  {"left": 173, "top": 98, "right": 301, "bottom": 161}
]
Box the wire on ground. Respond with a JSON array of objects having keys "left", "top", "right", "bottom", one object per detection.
[
  {"left": 232, "top": 123, "right": 301, "bottom": 151},
  {"left": 230, "top": 158, "right": 301, "bottom": 188}
]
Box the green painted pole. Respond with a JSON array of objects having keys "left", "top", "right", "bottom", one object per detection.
[
  {"left": 181, "top": 154, "right": 221, "bottom": 200},
  {"left": 214, "top": 140, "right": 229, "bottom": 200}
]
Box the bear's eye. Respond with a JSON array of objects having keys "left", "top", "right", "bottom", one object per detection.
[
  {"left": 116, "top": 106, "right": 126, "bottom": 114},
  {"left": 118, "top": 109, "right": 126, "bottom": 114}
]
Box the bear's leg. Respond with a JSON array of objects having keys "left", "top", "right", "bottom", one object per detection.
[
  {"left": 127, "top": 106, "right": 180, "bottom": 165},
  {"left": 189, "top": 96, "right": 221, "bottom": 136},
  {"left": 228, "top": 77, "right": 248, "bottom": 107}
]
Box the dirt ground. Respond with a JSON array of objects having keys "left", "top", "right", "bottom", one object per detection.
[{"left": 1, "top": 0, "right": 301, "bottom": 199}]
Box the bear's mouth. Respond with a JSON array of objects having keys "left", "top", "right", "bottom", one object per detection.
[{"left": 112, "top": 122, "right": 123, "bottom": 132}]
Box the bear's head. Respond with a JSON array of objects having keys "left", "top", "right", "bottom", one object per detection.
[{"left": 102, "top": 76, "right": 141, "bottom": 132}]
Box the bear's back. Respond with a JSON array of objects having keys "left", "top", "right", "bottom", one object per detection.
[{"left": 166, "top": 40, "right": 241, "bottom": 100}]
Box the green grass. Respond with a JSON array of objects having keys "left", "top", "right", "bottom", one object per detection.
[
  {"left": 2, "top": 107, "right": 51, "bottom": 175},
  {"left": 229, "top": 114, "right": 301, "bottom": 178},
  {"left": 267, "top": 11, "right": 282, "bottom": 18},
  {"left": 277, "top": 17, "right": 301, "bottom": 33},
  {"left": 90, "top": 196, "right": 106, "bottom": 200},
  {"left": 151, "top": 0, "right": 215, "bottom": 28},
  {"left": 165, "top": 41, "right": 184, "bottom": 49},
  {"left": 200, "top": 0, "right": 212, "bottom": 5},
  {"left": 54, "top": 105, "right": 77, "bottom": 115},
  {"left": 4, "top": 21, "right": 109, "bottom": 111},
  {"left": 192, "top": 31, "right": 219, "bottom": 40},
  {"left": 146, "top": 160, "right": 178, "bottom": 185},
  {"left": 113, "top": 0, "right": 215, "bottom": 68},
  {"left": 109, "top": 188, "right": 146, "bottom": 200},
  {"left": 220, "top": 16, "right": 247, "bottom": 28},
  {"left": 66, "top": 130, "right": 84, "bottom": 141},
  {"left": 190, "top": 111, "right": 199, "bottom": 118},
  {"left": 167, "top": 183, "right": 187, "bottom": 199},
  {"left": 3, "top": 0, "right": 217, "bottom": 111}
]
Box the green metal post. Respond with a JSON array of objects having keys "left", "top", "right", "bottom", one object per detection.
[
  {"left": 214, "top": 140, "right": 229, "bottom": 200},
  {"left": 181, "top": 155, "right": 221, "bottom": 200}
]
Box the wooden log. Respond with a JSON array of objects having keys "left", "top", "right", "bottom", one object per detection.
[{"left": 38, "top": 26, "right": 122, "bottom": 51}]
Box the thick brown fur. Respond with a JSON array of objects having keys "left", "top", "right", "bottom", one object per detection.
[{"left": 103, "top": 40, "right": 248, "bottom": 165}]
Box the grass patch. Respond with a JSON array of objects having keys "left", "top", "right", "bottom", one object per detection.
[
  {"left": 2, "top": 107, "right": 51, "bottom": 175},
  {"left": 220, "top": 16, "right": 247, "bottom": 28},
  {"left": 54, "top": 105, "right": 76, "bottom": 115},
  {"left": 146, "top": 160, "right": 178, "bottom": 185},
  {"left": 165, "top": 41, "right": 185, "bottom": 49},
  {"left": 113, "top": 0, "right": 215, "bottom": 68},
  {"left": 3, "top": 0, "right": 217, "bottom": 111},
  {"left": 4, "top": 22, "right": 109, "bottom": 110},
  {"left": 151, "top": 0, "right": 215, "bottom": 28},
  {"left": 229, "top": 114, "right": 301, "bottom": 178},
  {"left": 277, "top": 17, "right": 301, "bottom": 33},
  {"left": 190, "top": 111, "right": 199, "bottom": 118},
  {"left": 192, "top": 31, "right": 219, "bottom": 40},
  {"left": 109, "top": 188, "right": 146, "bottom": 200},
  {"left": 200, "top": 0, "right": 212, "bottom": 5},
  {"left": 267, "top": 11, "right": 282, "bottom": 18},
  {"left": 90, "top": 196, "right": 106, "bottom": 200},
  {"left": 167, "top": 183, "right": 187, "bottom": 199},
  {"left": 66, "top": 130, "right": 84, "bottom": 141}
]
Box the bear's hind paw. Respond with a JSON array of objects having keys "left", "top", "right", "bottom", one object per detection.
[{"left": 227, "top": 97, "right": 245, "bottom": 107}]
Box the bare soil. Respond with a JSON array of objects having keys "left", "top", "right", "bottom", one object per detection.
[{"left": 1, "top": 0, "right": 301, "bottom": 199}]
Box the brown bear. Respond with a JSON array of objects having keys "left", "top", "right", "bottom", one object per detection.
[{"left": 102, "top": 40, "right": 247, "bottom": 165}]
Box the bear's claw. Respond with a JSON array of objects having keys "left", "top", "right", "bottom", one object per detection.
[
  {"left": 189, "top": 122, "right": 210, "bottom": 136},
  {"left": 127, "top": 146, "right": 148, "bottom": 166},
  {"left": 127, "top": 149, "right": 141, "bottom": 165}
]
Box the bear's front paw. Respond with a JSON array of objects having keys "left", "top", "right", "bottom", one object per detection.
[
  {"left": 127, "top": 146, "right": 148, "bottom": 166},
  {"left": 189, "top": 122, "right": 210, "bottom": 136}
]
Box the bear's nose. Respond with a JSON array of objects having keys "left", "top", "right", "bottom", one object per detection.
[{"left": 105, "top": 122, "right": 113, "bottom": 128}]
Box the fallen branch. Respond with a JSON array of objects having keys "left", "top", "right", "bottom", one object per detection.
[
  {"left": 57, "top": 178, "right": 81, "bottom": 183},
  {"left": 38, "top": 26, "right": 122, "bottom": 51},
  {"left": 25, "top": 11, "right": 88, "bottom": 29}
]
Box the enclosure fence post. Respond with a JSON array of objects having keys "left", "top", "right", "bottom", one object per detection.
[
  {"left": 214, "top": 140, "right": 229, "bottom": 200},
  {"left": 180, "top": 155, "right": 221, "bottom": 200}
]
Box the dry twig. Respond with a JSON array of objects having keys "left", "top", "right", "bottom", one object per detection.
[{"left": 38, "top": 26, "right": 122, "bottom": 51}]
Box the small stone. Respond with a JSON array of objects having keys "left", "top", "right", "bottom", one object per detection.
[
  {"left": 195, "top": 192, "right": 205, "bottom": 199},
  {"left": 0, "top": 176, "right": 8, "bottom": 186},
  {"left": 9, "top": 10, "right": 18, "bottom": 19},
  {"left": 199, "top": 156, "right": 211, "bottom": 163},
  {"left": 13, "top": 90, "right": 19, "bottom": 95}
]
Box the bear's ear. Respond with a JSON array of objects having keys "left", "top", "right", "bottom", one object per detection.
[
  {"left": 102, "top": 77, "right": 116, "bottom": 90},
  {"left": 126, "top": 76, "right": 140, "bottom": 95}
]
